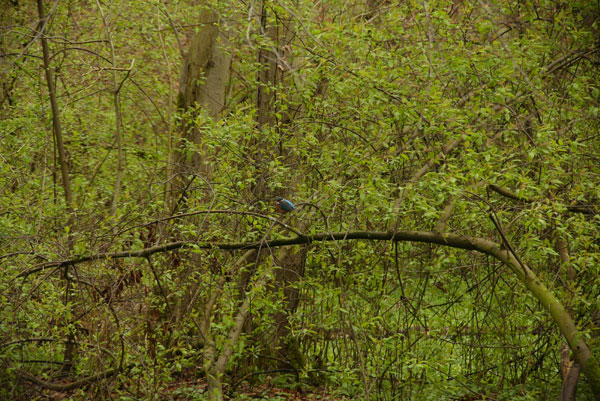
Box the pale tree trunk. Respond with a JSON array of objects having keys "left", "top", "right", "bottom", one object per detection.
[
  {"left": 255, "top": 0, "right": 293, "bottom": 127},
  {"left": 164, "top": 16, "right": 230, "bottom": 341},
  {"left": 166, "top": 4, "right": 231, "bottom": 344},
  {"left": 168, "top": 9, "right": 232, "bottom": 398},
  {"left": 198, "top": 250, "right": 270, "bottom": 401},
  {"left": 172, "top": 6, "right": 231, "bottom": 200}
]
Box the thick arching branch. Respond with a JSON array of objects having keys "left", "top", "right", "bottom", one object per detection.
[
  {"left": 16, "top": 230, "right": 525, "bottom": 279},
  {"left": 18, "top": 230, "right": 485, "bottom": 277},
  {"left": 15, "top": 228, "right": 600, "bottom": 392}
]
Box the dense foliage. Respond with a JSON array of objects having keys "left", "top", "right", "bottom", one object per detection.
[{"left": 1, "top": 0, "right": 599, "bottom": 400}]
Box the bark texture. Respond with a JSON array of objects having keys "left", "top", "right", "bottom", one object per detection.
[{"left": 174, "top": 7, "right": 231, "bottom": 182}]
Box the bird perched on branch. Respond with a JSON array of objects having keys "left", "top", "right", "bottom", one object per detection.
[{"left": 275, "top": 197, "right": 295, "bottom": 213}]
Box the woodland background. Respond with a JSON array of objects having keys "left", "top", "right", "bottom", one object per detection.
[{"left": 1, "top": 0, "right": 599, "bottom": 400}]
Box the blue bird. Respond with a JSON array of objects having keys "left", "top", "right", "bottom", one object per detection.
[{"left": 275, "top": 197, "right": 295, "bottom": 213}]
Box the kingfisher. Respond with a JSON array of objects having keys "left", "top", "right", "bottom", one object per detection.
[{"left": 275, "top": 197, "right": 295, "bottom": 213}]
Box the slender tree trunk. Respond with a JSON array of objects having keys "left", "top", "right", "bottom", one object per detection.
[
  {"left": 559, "top": 345, "right": 580, "bottom": 401},
  {"left": 206, "top": 369, "right": 224, "bottom": 401},
  {"left": 36, "top": 0, "right": 76, "bottom": 374},
  {"left": 556, "top": 237, "right": 580, "bottom": 401},
  {"left": 96, "top": 0, "right": 127, "bottom": 221},
  {"left": 37, "top": 0, "right": 72, "bottom": 210},
  {"left": 200, "top": 251, "right": 270, "bottom": 401},
  {"left": 256, "top": 0, "right": 278, "bottom": 128}
]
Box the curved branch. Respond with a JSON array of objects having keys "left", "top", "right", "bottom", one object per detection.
[
  {"left": 14, "top": 228, "right": 600, "bottom": 393},
  {"left": 488, "top": 184, "right": 534, "bottom": 203},
  {"left": 16, "top": 230, "right": 510, "bottom": 279},
  {"left": 16, "top": 366, "right": 120, "bottom": 391},
  {"left": 18, "top": 241, "right": 190, "bottom": 277},
  {"left": 488, "top": 184, "right": 598, "bottom": 215}
]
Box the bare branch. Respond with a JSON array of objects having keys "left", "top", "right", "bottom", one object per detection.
[
  {"left": 16, "top": 367, "right": 120, "bottom": 391},
  {"left": 488, "top": 184, "right": 534, "bottom": 203},
  {"left": 488, "top": 184, "right": 598, "bottom": 215}
]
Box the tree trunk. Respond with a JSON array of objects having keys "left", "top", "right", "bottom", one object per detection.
[
  {"left": 37, "top": 0, "right": 73, "bottom": 210},
  {"left": 36, "top": 0, "right": 76, "bottom": 375},
  {"left": 173, "top": 7, "right": 231, "bottom": 191},
  {"left": 559, "top": 345, "right": 580, "bottom": 401},
  {"left": 556, "top": 237, "right": 581, "bottom": 400},
  {"left": 201, "top": 255, "right": 273, "bottom": 401},
  {"left": 206, "top": 369, "right": 224, "bottom": 401},
  {"left": 96, "top": 0, "right": 128, "bottom": 221},
  {"left": 252, "top": 0, "right": 307, "bottom": 372},
  {"left": 167, "top": 5, "right": 232, "bottom": 357},
  {"left": 256, "top": 0, "right": 278, "bottom": 128}
]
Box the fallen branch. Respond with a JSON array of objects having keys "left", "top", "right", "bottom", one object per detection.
[{"left": 16, "top": 366, "right": 120, "bottom": 391}]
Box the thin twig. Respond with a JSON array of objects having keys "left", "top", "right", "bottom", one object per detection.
[{"left": 488, "top": 213, "right": 528, "bottom": 277}]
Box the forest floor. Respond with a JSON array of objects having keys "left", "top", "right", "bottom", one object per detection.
[
  {"left": 161, "top": 368, "right": 349, "bottom": 401},
  {"left": 21, "top": 368, "right": 349, "bottom": 401},
  {"left": 26, "top": 382, "right": 347, "bottom": 401}
]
